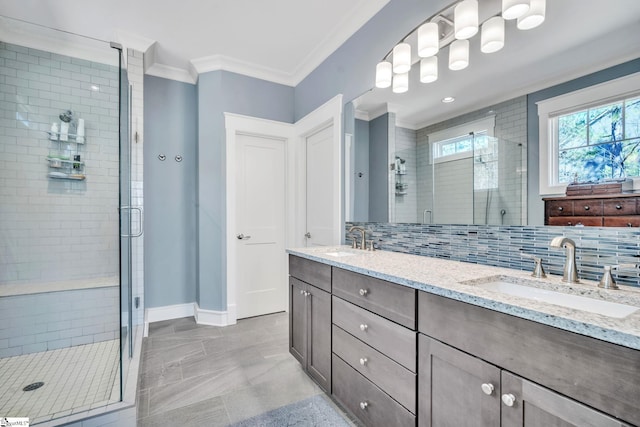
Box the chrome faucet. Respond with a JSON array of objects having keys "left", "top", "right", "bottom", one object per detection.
[
  {"left": 348, "top": 226, "right": 367, "bottom": 250},
  {"left": 550, "top": 236, "right": 579, "bottom": 283}
]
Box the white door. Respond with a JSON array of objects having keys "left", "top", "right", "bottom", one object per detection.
[
  {"left": 305, "top": 125, "right": 335, "bottom": 247},
  {"left": 235, "top": 133, "right": 286, "bottom": 319}
]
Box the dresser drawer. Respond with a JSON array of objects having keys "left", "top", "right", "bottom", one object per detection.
[
  {"left": 332, "top": 325, "right": 416, "bottom": 413},
  {"left": 574, "top": 200, "right": 603, "bottom": 216},
  {"left": 545, "top": 200, "right": 573, "bottom": 217},
  {"left": 332, "top": 354, "right": 415, "bottom": 427},
  {"left": 603, "top": 216, "right": 640, "bottom": 227},
  {"left": 547, "top": 216, "right": 603, "bottom": 227},
  {"left": 332, "top": 267, "right": 416, "bottom": 329},
  {"left": 332, "top": 296, "right": 416, "bottom": 371},
  {"left": 603, "top": 199, "right": 638, "bottom": 216},
  {"left": 289, "top": 255, "right": 331, "bottom": 292}
]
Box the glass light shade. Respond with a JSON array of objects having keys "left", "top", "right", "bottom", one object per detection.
[
  {"left": 517, "top": 0, "right": 546, "bottom": 30},
  {"left": 392, "top": 72, "right": 409, "bottom": 94},
  {"left": 454, "top": 0, "right": 479, "bottom": 40},
  {"left": 393, "top": 43, "right": 411, "bottom": 74},
  {"left": 420, "top": 57, "right": 438, "bottom": 83},
  {"left": 375, "top": 61, "right": 392, "bottom": 88},
  {"left": 448, "top": 39, "right": 469, "bottom": 71},
  {"left": 481, "top": 16, "right": 505, "bottom": 53},
  {"left": 502, "top": 0, "right": 530, "bottom": 20},
  {"left": 418, "top": 22, "right": 439, "bottom": 57}
]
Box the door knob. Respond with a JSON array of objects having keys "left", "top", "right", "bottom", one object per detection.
[
  {"left": 359, "top": 324, "right": 368, "bottom": 332},
  {"left": 502, "top": 393, "right": 516, "bottom": 407},
  {"left": 359, "top": 357, "right": 368, "bottom": 366},
  {"left": 481, "top": 383, "right": 494, "bottom": 395},
  {"left": 359, "top": 401, "right": 368, "bottom": 410},
  {"left": 236, "top": 234, "right": 251, "bottom": 240},
  {"left": 359, "top": 289, "right": 368, "bottom": 296},
  {"left": 304, "top": 232, "right": 311, "bottom": 238}
]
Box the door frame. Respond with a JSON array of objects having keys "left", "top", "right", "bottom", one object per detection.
[
  {"left": 225, "top": 113, "right": 295, "bottom": 325},
  {"left": 294, "top": 94, "right": 343, "bottom": 248}
]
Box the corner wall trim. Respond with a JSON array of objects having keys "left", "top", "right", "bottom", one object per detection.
[{"left": 144, "top": 302, "right": 234, "bottom": 331}]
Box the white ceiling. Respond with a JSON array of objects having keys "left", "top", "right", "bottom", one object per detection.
[
  {"left": 354, "top": 0, "right": 640, "bottom": 129},
  {"left": 0, "top": 0, "right": 389, "bottom": 85}
]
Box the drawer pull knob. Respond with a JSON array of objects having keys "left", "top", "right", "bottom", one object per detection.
[
  {"left": 359, "top": 357, "right": 368, "bottom": 366},
  {"left": 584, "top": 205, "right": 590, "bottom": 211},
  {"left": 359, "top": 288, "right": 368, "bottom": 296},
  {"left": 628, "top": 223, "right": 633, "bottom": 227},
  {"left": 502, "top": 393, "right": 516, "bottom": 407},
  {"left": 558, "top": 206, "right": 563, "bottom": 211},
  {"left": 359, "top": 324, "right": 368, "bottom": 332},
  {"left": 359, "top": 401, "right": 369, "bottom": 410},
  {"left": 481, "top": 383, "right": 494, "bottom": 395},
  {"left": 616, "top": 205, "right": 622, "bottom": 210}
]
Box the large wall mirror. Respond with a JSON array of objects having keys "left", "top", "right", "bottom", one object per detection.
[{"left": 344, "top": 0, "right": 640, "bottom": 226}]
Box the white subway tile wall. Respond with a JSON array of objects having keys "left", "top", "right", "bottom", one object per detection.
[
  {"left": 394, "top": 127, "right": 418, "bottom": 223},
  {"left": 0, "top": 286, "right": 119, "bottom": 357},
  {"left": 0, "top": 42, "right": 120, "bottom": 285}
]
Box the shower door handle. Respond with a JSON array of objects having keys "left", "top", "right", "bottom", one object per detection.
[{"left": 119, "top": 206, "right": 144, "bottom": 238}]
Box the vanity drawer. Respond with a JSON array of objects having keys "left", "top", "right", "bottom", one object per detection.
[
  {"left": 332, "top": 325, "right": 416, "bottom": 413},
  {"left": 333, "top": 296, "right": 416, "bottom": 371},
  {"left": 547, "top": 216, "right": 603, "bottom": 227},
  {"left": 289, "top": 255, "right": 331, "bottom": 292},
  {"left": 603, "top": 216, "right": 640, "bottom": 227},
  {"left": 603, "top": 199, "right": 638, "bottom": 216},
  {"left": 545, "top": 200, "right": 574, "bottom": 217},
  {"left": 574, "top": 200, "right": 603, "bottom": 216},
  {"left": 332, "top": 267, "right": 416, "bottom": 329},
  {"left": 332, "top": 354, "right": 416, "bottom": 427}
]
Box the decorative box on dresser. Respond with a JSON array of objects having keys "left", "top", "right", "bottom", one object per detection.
[{"left": 543, "top": 193, "right": 640, "bottom": 227}]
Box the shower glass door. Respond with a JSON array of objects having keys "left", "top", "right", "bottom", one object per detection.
[{"left": 117, "top": 46, "right": 132, "bottom": 398}]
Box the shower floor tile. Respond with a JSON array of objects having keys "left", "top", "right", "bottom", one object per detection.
[{"left": 0, "top": 340, "right": 120, "bottom": 424}]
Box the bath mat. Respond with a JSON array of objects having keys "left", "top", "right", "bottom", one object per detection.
[{"left": 229, "top": 394, "right": 352, "bottom": 427}]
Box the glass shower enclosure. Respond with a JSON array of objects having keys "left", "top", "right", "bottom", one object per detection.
[{"left": 0, "top": 16, "right": 138, "bottom": 424}]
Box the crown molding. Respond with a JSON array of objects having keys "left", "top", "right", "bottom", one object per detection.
[
  {"left": 113, "top": 29, "right": 156, "bottom": 55},
  {"left": 146, "top": 62, "right": 197, "bottom": 84},
  {"left": 354, "top": 109, "right": 370, "bottom": 121},
  {"left": 190, "top": 54, "right": 294, "bottom": 86}
]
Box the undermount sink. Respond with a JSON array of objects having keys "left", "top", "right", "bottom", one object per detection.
[
  {"left": 470, "top": 277, "right": 639, "bottom": 319},
  {"left": 325, "top": 251, "right": 358, "bottom": 257}
]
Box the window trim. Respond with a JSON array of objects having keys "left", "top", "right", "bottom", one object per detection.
[
  {"left": 428, "top": 116, "right": 495, "bottom": 164},
  {"left": 537, "top": 72, "right": 640, "bottom": 196}
]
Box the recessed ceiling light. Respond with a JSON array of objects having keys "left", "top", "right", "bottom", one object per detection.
[{"left": 442, "top": 96, "right": 455, "bottom": 103}]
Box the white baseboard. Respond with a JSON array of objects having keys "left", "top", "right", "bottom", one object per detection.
[
  {"left": 144, "top": 302, "right": 234, "bottom": 330},
  {"left": 194, "top": 303, "right": 234, "bottom": 326}
]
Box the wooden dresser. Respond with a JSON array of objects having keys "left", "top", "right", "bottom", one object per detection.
[{"left": 543, "top": 193, "right": 640, "bottom": 227}]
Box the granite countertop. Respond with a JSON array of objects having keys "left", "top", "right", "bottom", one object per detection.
[{"left": 287, "top": 246, "right": 640, "bottom": 350}]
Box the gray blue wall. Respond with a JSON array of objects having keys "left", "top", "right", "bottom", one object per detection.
[
  {"left": 144, "top": 75, "right": 197, "bottom": 307},
  {"left": 368, "top": 113, "right": 391, "bottom": 222},
  {"left": 196, "top": 70, "right": 294, "bottom": 311},
  {"left": 353, "top": 118, "right": 370, "bottom": 221}
]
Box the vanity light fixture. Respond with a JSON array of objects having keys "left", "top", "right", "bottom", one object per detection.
[
  {"left": 502, "top": 0, "right": 530, "bottom": 20},
  {"left": 517, "top": 0, "right": 546, "bottom": 30},
  {"left": 454, "top": 0, "right": 479, "bottom": 40},
  {"left": 420, "top": 56, "right": 438, "bottom": 83},
  {"left": 375, "top": 61, "right": 392, "bottom": 88},
  {"left": 373, "top": 0, "right": 546, "bottom": 91},
  {"left": 393, "top": 72, "right": 409, "bottom": 93},
  {"left": 481, "top": 16, "right": 505, "bottom": 53},
  {"left": 449, "top": 39, "right": 469, "bottom": 70},
  {"left": 442, "top": 96, "right": 456, "bottom": 103},
  {"left": 393, "top": 43, "right": 411, "bottom": 74}
]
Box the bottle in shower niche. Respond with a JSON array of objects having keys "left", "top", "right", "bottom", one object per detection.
[
  {"left": 59, "top": 121, "right": 69, "bottom": 141},
  {"left": 50, "top": 122, "right": 59, "bottom": 140}
]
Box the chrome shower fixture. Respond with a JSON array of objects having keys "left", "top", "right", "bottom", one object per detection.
[{"left": 59, "top": 110, "right": 74, "bottom": 123}]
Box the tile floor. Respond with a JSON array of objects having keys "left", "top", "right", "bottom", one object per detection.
[
  {"left": 137, "top": 312, "right": 355, "bottom": 426},
  {"left": 0, "top": 340, "right": 120, "bottom": 424}
]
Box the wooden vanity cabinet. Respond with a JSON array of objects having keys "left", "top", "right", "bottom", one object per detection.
[
  {"left": 289, "top": 256, "right": 332, "bottom": 392},
  {"left": 418, "top": 292, "right": 639, "bottom": 427}
]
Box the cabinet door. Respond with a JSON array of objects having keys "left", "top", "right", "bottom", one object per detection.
[
  {"left": 419, "top": 335, "right": 500, "bottom": 427},
  {"left": 307, "top": 284, "right": 331, "bottom": 392},
  {"left": 289, "top": 278, "right": 307, "bottom": 365},
  {"left": 501, "top": 371, "right": 631, "bottom": 427}
]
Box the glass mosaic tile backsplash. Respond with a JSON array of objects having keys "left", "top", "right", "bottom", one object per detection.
[{"left": 346, "top": 223, "right": 640, "bottom": 287}]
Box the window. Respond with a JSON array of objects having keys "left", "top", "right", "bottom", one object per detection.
[{"left": 537, "top": 72, "right": 640, "bottom": 195}]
